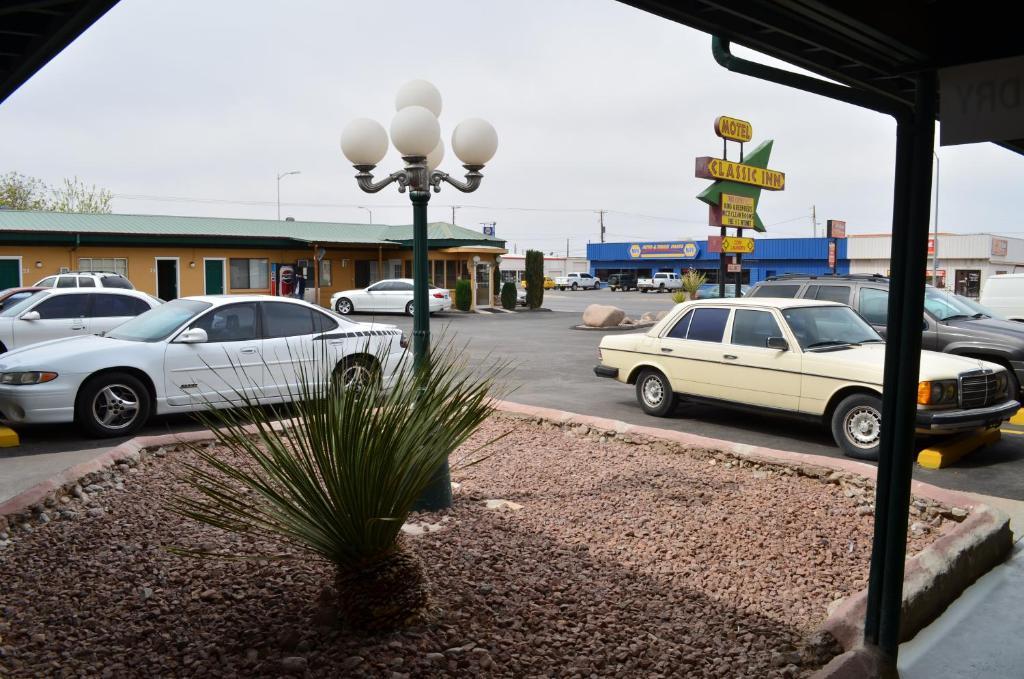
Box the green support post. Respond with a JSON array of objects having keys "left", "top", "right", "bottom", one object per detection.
[{"left": 411, "top": 189, "right": 452, "bottom": 511}]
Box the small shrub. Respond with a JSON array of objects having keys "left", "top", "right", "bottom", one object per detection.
[
  {"left": 681, "top": 268, "right": 706, "bottom": 296},
  {"left": 455, "top": 279, "right": 472, "bottom": 311},
  {"left": 525, "top": 250, "right": 544, "bottom": 309},
  {"left": 672, "top": 290, "right": 687, "bottom": 304},
  {"left": 501, "top": 281, "right": 517, "bottom": 310}
]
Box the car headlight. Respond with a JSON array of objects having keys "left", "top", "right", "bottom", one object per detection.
[
  {"left": 918, "top": 379, "right": 958, "bottom": 406},
  {"left": 0, "top": 371, "right": 58, "bottom": 385},
  {"left": 993, "top": 371, "right": 1009, "bottom": 397}
]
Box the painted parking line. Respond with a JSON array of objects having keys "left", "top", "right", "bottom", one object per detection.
[
  {"left": 917, "top": 428, "right": 1001, "bottom": 469},
  {"left": 1010, "top": 408, "right": 1024, "bottom": 426},
  {"left": 0, "top": 425, "right": 19, "bottom": 448}
]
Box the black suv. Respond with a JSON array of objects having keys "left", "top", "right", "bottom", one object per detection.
[
  {"left": 748, "top": 274, "right": 1024, "bottom": 397},
  {"left": 607, "top": 273, "right": 638, "bottom": 292}
]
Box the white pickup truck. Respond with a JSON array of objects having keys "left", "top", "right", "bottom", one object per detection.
[
  {"left": 555, "top": 272, "right": 601, "bottom": 290},
  {"left": 638, "top": 272, "right": 683, "bottom": 293}
]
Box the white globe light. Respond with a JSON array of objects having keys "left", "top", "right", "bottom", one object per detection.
[
  {"left": 452, "top": 118, "right": 498, "bottom": 165},
  {"left": 339, "top": 118, "right": 388, "bottom": 166},
  {"left": 395, "top": 79, "right": 442, "bottom": 117},
  {"left": 389, "top": 105, "right": 441, "bottom": 157},
  {"left": 426, "top": 139, "right": 445, "bottom": 171}
]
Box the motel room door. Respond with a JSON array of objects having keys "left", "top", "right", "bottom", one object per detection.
[
  {"left": 204, "top": 259, "right": 225, "bottom": 295},
  {"left": 156, "top": 258, "right": 179, "bottom": 300}
]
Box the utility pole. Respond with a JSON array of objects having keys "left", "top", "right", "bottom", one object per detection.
[
  {"left": 451, "top": 205, "right": 460, "bottom": 225},
  {"left": 598, "top": 209, "right": 607, "bottom": 243},
  {"left": 566, "top": 238, "right": 569, "bottom": 258},
  {"left": 811, "top": 204, "right": 818, "bottom": 238}
]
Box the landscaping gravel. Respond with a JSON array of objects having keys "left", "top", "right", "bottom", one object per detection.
[{"left": 0, "top": 415, "right": 949, "bottom": 678}]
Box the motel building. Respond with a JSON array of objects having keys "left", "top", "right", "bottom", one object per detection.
[{"left": 0, "top": 211, "right": 506, "bottom": 310}]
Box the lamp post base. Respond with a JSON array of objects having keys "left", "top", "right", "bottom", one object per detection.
[{"left": 413, "top": 458, "right": 453, "bottom": 512}]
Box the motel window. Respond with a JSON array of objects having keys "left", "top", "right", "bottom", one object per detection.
[
  {"left": 229, "top": 258, "right": 269, "bottom": 289},
  {"left": 78, "top": 257, "right": 128, "bottom": 276},
  {"left": 319, "top": 260, "right": 332, "bottom": 286},
  {"left": 431, "top": 259, "right": 445, "bottom": 287}
]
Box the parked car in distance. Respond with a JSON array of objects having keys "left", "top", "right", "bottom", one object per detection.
[
  {"left": 593, "top": 298, "right": 1019, "bottom": 460},
  {"left": 638, "top": 272, "right": 682, "bottom": 293},
  {"left": 516, "top": 287, "right": 528, "bottom": 306},
  {"left": 0, "top": 287, "right": 43, "bottom": 313},
  {"left": 0, "top": 288, "right": 161, "bottom": 354},
  {"left": 0, "top": 295, "right": 408, "bottom": 437},
  {"left": 555, "top": 272, "right": 600, "bottom": 290},
  {"left": 695, "top": 283, "right": 750, "bottom": 299},
  {"left": 979, "top": 273, "right": 1024, "bottom": 321},
  {"left": 607, "top": 273, "right": 639, "bottom": 292},
  {"left": 747, "top": 273, "right": 1024, "bottom": 399},
  {"left": 520, "top": 277, "right": 556, "bottom": 290},
  {"left": 331, "top": 279, "right": 449, "bottom": 316},
  {"left": 34, "top": 271, "right": 134, "bottom": 289}
]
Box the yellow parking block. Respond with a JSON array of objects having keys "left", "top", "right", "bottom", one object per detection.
[
  {"left": 1010, "top": 408, "right": 1024, "bottom": 426},
  {"left": 917, "top": 428, "right": 1001, "bottom": 469},
  {"left": 0, "top": 425, "right": 18, "bottom": 448}
]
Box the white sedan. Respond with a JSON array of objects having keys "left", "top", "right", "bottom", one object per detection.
[
  {"left": 0, "top": 288, "right": 161, "bottom": 353},
  {"left": 0, "top": 295, "right": 407, "bottom": 437},
  {"left": 331, "top": 279, "right": 450, "bottom": 316}
]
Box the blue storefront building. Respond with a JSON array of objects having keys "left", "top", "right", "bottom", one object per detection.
[{"left": 587, "top": 237, "right": 849, "bottom": 284}]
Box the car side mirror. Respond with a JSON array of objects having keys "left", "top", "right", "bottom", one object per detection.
[
  {"left": 766, "top": 336, "right": 789, "bottom": 351},
  {"left": 19, "top": 310, "right": 40, "bottom": 321},
  {"left": 174, "top": 327, "right": 208, "bottom": 344}
]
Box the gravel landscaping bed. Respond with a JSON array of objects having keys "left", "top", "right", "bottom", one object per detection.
[{"left": 0, "top": 414, "right": 958, "bottom": 678}]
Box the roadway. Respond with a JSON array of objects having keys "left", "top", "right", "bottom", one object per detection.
[{"left": 3, "top": 288, "right": 1023, "bottom": 502}]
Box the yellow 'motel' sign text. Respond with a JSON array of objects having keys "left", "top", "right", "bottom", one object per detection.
[
  {"left": 695, "top": 157, "right": 786, "bottom": 191},
  {"left": 714, "top": 116, "right": 753, "bottom": 142}
]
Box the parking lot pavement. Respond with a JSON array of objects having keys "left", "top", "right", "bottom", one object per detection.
[
  {"left": 537, "top": 287, "right": 678, "bottom": 317},
  {"left": 5, "top": 307, "right": 1024, "bottom": 502}
]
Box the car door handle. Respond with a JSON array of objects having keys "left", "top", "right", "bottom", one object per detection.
[
  {"left": 723, "top": 354, "right": 738, "bottom": 360},
  {"left": 660, "top": 347, "right": 673, "bottom": 353},
  {"left": 239, "top": 347, "right": 258, "bottom": 355}
]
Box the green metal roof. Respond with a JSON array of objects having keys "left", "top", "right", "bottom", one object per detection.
[{"left": 0, "top": 210, "right": 505, "bottom": 248}]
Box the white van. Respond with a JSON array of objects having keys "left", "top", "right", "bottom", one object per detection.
[{"left": 980, "top": 274, "right": 1024, "bottom": 321}]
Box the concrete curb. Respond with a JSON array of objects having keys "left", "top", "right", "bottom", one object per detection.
[
  {"left": 490, "top": 400, "right": 1014, "bottom": 678},
  {"left": 0, "top": 430, "right": 215, "bottom": 524}
]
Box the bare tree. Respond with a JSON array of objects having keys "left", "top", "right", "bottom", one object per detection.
[{"left": 47, "top": 176, "right": 113, "bottom": 213}]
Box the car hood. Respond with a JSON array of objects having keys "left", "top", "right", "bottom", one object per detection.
[
  {"left": 0, "top": 334, "right": 149, "bottom": 371},
  {"left": 806, "top": 343, "right": 1001, "bottom": 381},
  {"left": 942, "top": 317, "right": 1024, "bottom": 345}
]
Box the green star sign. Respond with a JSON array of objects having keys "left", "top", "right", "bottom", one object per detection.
[{"left": 696, "top": 139, "right": 774, "bottom": 233}]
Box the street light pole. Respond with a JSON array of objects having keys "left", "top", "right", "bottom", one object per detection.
[
  {"left": 357, "top": 206, "right": 373, "bottom": 224},
  {"left": 932, "top": 151, "right": 940, "bottom": 288},
  {"left": 276, "top": 170, "right": 301, "bottom": 220},
  {"left": 340, "top": 80, "right": 498, "bottom": 511}
]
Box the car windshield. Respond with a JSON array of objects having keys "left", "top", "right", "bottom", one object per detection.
[
  {"left": 106, "top": 299, "right": 212, "bottom": 342},
  {"left": 0, "top": 291, "right": 48, "bottom": 317},
  {"left": 954, "top": 294, "right": 1004, "bottom": 320},
  {"left": 782, "top": 305, "right": 883, "bottom": 351},
  {"left": 923, "top": 287, "right": 979, "bottom": 321}
]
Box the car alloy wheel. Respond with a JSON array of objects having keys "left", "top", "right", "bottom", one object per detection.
[
  {"left": 405, "top": 300, "right": 415, "bottom": 316},
  {"left": 335, "top": 357, "right": 380, "bottom": 392},
  {"left": 336, "top": 298, "right": 353, "bottom": 315},
  {"left": 844, "top": 405, "right": 881, "bottom": 449},
  {"left": 641, "top": 375, "right": 664, "bottom": 408},
  {"left": 92, "top": 383, "right": 141, "bottom": 431}
]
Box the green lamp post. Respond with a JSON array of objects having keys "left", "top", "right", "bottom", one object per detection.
[{"left": 339, "top": 80, "right": 498, "bottom": 510}]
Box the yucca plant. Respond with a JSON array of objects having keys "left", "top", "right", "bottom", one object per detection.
[
  {"left": 170, "top": 343, "right": 505, "bottom": 630},
  {"left": 681, "top": 268, "right": 707, "bottom": 299}
]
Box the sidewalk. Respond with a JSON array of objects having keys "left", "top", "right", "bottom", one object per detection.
[
  {"left": 0, "top": 446, "right": 110, "bottom": 505},
  {"left": 899, "top": 505, "right": 1024, "bottom": 679}
]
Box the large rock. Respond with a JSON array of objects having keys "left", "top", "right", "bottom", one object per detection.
[
  {"left": 640, "top": 312, "right": 656, "bottom": 322},
  {"left": 582, "top": 304, "right": 626, "bottom": 328}
]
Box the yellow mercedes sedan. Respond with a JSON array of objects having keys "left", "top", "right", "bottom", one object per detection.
[{"left": 594, "top": 298, "right": 1019, "bottom": 460}]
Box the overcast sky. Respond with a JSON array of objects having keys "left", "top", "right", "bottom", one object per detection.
[{"left": 2, "top": 0, "right": 1022, "bottom": 256}]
